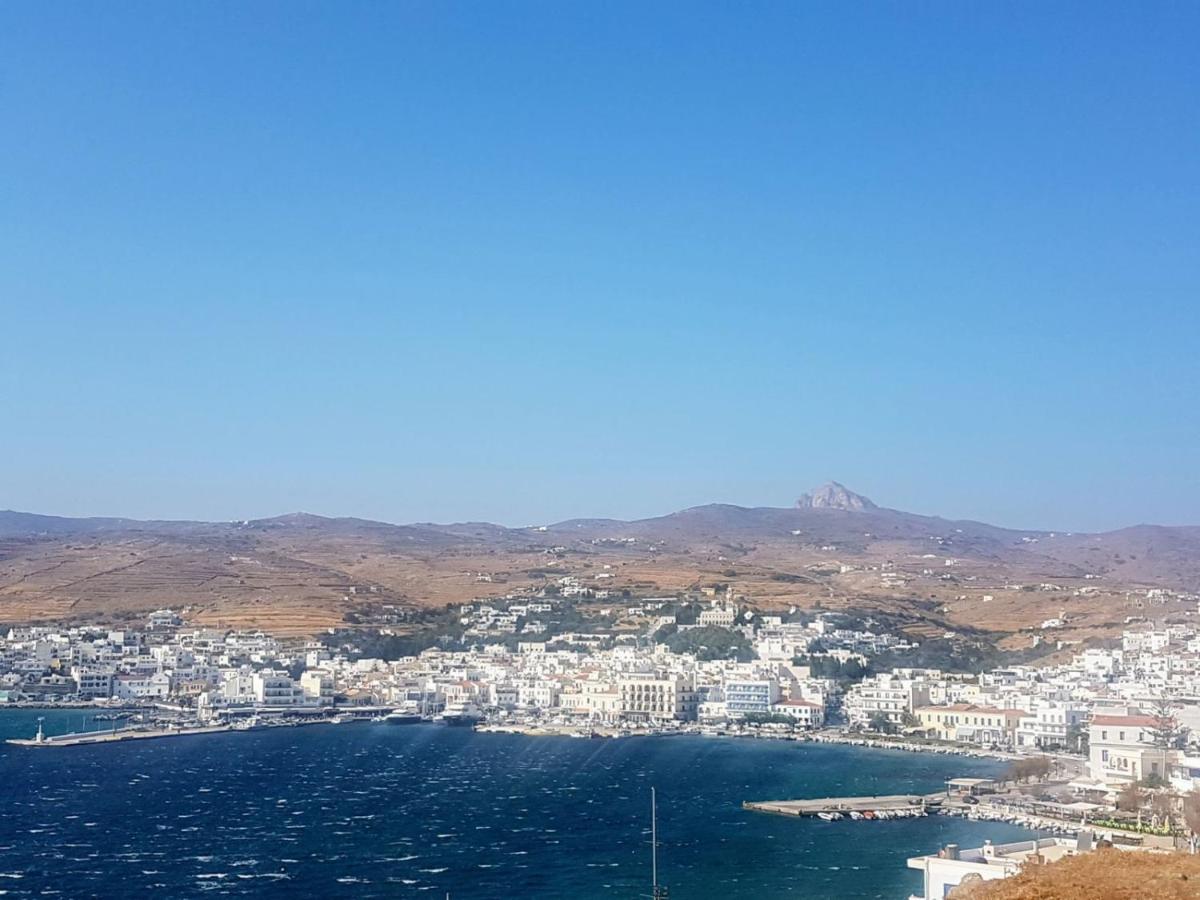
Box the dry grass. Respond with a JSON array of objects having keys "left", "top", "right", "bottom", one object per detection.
[
  {"left": 0, "top": 519, "right": 1169, "bottom": 636},
  {"left": 952, "top": 850, "right": 1200, "bottom": 899}
]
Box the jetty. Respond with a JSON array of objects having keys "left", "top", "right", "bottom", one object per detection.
[
  {"left": 6, "top": 718, "right": 232, "bottom": 748},
  {"left": 744, "top": 792, "right": 943, "bottom": 818}
]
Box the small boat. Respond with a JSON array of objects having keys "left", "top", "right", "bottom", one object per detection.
[
  {"left": 383, "top": 709, "right": 423, "bottom": 725},
  {"left": 436, "top": 701, "right": 482, "bottom": 727}
]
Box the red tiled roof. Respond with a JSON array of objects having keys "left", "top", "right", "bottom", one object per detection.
[{"left": 1092, "top": 714, "right": 1160, "bottom": 727}]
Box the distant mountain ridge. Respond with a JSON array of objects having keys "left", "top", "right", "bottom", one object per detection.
[
  {"left": 0, "top": 480, "right": 1196, "bottom": 545},
  {"left": 2, "top": 485, "right": 1198, "bottom": 636}
]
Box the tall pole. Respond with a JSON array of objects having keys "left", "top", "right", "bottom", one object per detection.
[{"left": 651, "top": 787, "right": 657, "bottom": 893}]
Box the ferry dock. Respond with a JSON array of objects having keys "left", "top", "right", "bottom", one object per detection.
[{"left": 744, "top": 792, "right": 943, "bottom": 819}]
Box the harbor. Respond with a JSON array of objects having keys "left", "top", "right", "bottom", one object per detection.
[
  {"left": 742, "top": 779, "right": 1189, "bottom": 851},
  {"left": 0, "top": 711, "right": 1030, "bottom": 899},
  {"left": 744, "top": 792, "right": 942, "bottom": 820}
]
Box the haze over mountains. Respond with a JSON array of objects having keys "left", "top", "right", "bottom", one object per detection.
[{"left": 1, "top": 485, "right": 1197, "bottom": 644}]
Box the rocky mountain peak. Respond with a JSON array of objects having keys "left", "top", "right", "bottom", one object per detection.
[{"left": 795, "top": 482, "right": 877, "bottom": 511}]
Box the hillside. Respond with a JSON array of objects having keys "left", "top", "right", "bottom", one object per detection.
[
  {"left": 1, "top": 485, "right": 1197, "bottom": 639},
  {"left": 951, "top": 849, "right": 1200, "bottom": 899}
]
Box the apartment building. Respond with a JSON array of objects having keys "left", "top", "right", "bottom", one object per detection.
[
  {"left": 844, "top": 673, "right": 933, "bottom": 727},
  {"left": 1088, "top": 711, "right": 1173, "bottom": 788},
  {"left": 1015, "top": 702, "right": 1088, "bottom": 750},
  {"left": 619, "top": 675, "right": 691, "bottom": 722},
  {"left": 724, "top": 679, "right": 780, "bottom": 718},
  {"left": 71, "top": 668, "right": 114, "bottom": 700},
  {"left": 915, "top": 704, "right": 1026, "bottom": 746},
  {"left": 772, "top": 698, "right": 824, "bottom": 728}
]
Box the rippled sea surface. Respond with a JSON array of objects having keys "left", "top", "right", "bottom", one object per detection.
[{"left": 0, "top": 710, "right": 1035, "bottom": 898}]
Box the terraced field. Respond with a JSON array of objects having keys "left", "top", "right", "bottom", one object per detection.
[{"left": 1, "top": 503, "right": 1195, "bottom": 641}]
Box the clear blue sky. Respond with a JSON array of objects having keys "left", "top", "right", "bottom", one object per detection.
[{"left": 2, "top": 2, "right": 1197, "bottom": 531}]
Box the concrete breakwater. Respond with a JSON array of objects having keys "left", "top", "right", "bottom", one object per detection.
[
  {"left": 7, "top": 723, "right": 232, "bottom": 747},
  {"left": 4, "top": 709, "right": 390, "bottom": 748},
  {"left": 745, "top": 793, "right": 941, "bottom": 819}
]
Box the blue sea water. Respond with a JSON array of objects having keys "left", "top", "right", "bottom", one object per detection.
[{"left": 0, "top": 711, "right": 1036, "bottom": 898}]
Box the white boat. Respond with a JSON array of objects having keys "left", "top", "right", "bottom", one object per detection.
[
  {"left": 383, "top": 708, "right": 423, "bottom": 725},
  {"left": 436, "top": 701, "right": 482, "bottom": 726}
]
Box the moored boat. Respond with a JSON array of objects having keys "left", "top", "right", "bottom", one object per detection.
[
  {"left": 384, "top": 708, "right": 423, "bottom": 725},
  {"left": 436, "top": 701, "right": 482, "bottom": 726}
]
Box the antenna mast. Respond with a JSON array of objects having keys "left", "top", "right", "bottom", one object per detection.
[
  {"left": 651, "top": 787, "right": 667, "bottom": 899},
  {"left": 651, "top": 787, "right": 657, "bottom": 891}
]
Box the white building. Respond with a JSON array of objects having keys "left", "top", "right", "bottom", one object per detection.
[
  {"left": 724, "top": 678, "right": 780, "bottom": 718},
  {"left": 72, "top": 668, "right": 113, "bottom": 699},
  {"left": 299, "top": 671, "right": 334, "bottom": 706},
  {"left": 844, "top": 673, "right": 934, "bottom": 728},
  {"left": 619, "top": 675, "right": 691, "bottom": 722},
  {"left": 907, "top": 836, "right": 1123, "bottom": 900},
  {"left": 1016, "top": 702, "right": 1088, "bottom": 750},
  {"left": 112, "top": 672, "right": 171, "bottom": 700},
  {"left": 251, "top": 671, "right": 306, "bottom": 707},
  {"left": 772, "top": 698, "right": 824, "bottom": 728},
  {"left": 698, "top": 606, "right": 738, "bottom": 628},
  {"left": 1088, "top": 710, "right": 1173, "bottom": 788}
]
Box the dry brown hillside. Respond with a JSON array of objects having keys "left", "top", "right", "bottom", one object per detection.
[
  {"left": 2, "top": 488, "right": 1197, "bottom": 637},
  {"left": 950, "top": 849, "right": 1200, "bottom": 899}
]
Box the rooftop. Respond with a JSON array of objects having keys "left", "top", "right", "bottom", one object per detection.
[{"left": 1092, "top": 714, "right": 1160, "bottom": 727}]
